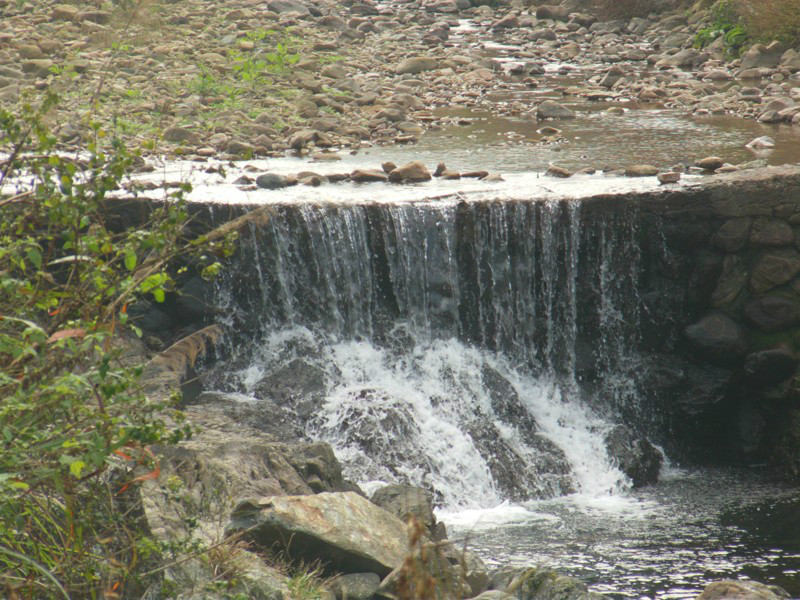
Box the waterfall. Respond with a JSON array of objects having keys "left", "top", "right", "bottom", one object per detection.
[{"left": 207, "top": 198, "right": 651, "bottom": 508}]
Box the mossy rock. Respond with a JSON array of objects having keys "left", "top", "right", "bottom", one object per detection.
[{"left": 501, "top": 567, "right": 604, "bottom": 600}]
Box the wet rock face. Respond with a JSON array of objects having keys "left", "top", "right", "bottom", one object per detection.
[
  {"left": 684, "top": 312, "right": 747, "bottom": 366},
  {"left": 603, "top": 425, "right": 662, "bottom": 488}
]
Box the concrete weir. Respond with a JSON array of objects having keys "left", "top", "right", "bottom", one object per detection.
[{"left": 122, "top": 165, "right": 800, "bottom": 480}]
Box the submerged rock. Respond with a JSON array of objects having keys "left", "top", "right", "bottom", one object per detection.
[
  {"left": 695, "top": 579, "right": 790, "bottom": 599},
  {"left": 491, "top": 566, "right": 605, "bottom": 600},
  {"left": 604, "top": 425, "right": 662, "bottom": 487}
]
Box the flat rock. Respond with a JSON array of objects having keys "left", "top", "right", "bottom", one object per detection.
[
  {"left": 351, "top": 168, "right": 388, "bottom": 183},
  {"left": 226, "top": 492, "right": 409, "bottom": 577},
  {"left": 52, "top": 3, "right": 79, "bottom": 20},
  {"left": 658, "top": 172, "right": 681, "bottom": 184},
  {"left": 266, "top": 0, "right": 310, "bottom": 14},
  {"left": 625, "top": 164, "right": 659, "bottom": 177}
]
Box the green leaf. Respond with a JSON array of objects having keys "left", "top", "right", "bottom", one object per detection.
[
  {"left": 124, "top": 251, "right": 137, "bottom": 271},
  {"left": 69, "top": 460, "right": 85, "bottom": 478},
  {"left": 153, "top": 288, "right": 165, "bottom": 303},
  {"left": 26, "top": 247, "right": 42, "bottom": 270}
]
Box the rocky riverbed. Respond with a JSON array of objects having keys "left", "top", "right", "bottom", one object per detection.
[{"left": 3, "top": 0, "right": 800, "bottom": 182}]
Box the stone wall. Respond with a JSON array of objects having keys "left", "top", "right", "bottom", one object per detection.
[{"left": 576, "top": 166, "right": 800, "bottom": 475}]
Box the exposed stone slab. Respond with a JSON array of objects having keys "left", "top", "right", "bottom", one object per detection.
[{"left": 227, "top": 492, "right": 409, "bottom": 576}]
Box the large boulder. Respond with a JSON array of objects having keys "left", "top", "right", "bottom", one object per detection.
[
  {"left": 536, "top": 5, "right": 569, "bottom": 21},
  {"left": 685, "top": 312, "right": 747, "bottom": 365},
  {"left": 695, "top": 579, "right": 790, "bottom": 600},
  {"left": 740, "top": 42, "right": 785, "bottom": 71},
  {"left": 227, "top": 492, "right": 409, "bottom": 576},
  {"left": 603, "top": 425, "right": 662, "bottom": 487},
  {"left": 388, "top": 161, "right": 432, "bottom": 183},
  {"left": 377, "top": 540, "right": 472, "bottom": 599}
]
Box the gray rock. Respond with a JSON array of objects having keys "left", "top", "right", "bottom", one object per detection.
[
  {"left": 52, "top": 3, "right": 79, "bottom": 20},
  {"left": 712, "top": 218, "right": 752, "bottom": 252},
  {"left": 330, "top": 572, "right": 380, "bottom": 600},
  {"left": 744, "top": 346, "right": 797, "bottom": 386},
  {"left": 604, "top": 425, "right": 662, "bottom": 487},
  {"left": 749, "top": 218, "right": 794, "bottom": 246},
  {"left": 395, "top": 56, "right": 440, "bottom": 75},
  {"left": 599, "top": 65, "right": 624, "bottom": 88},
  {"left": 163, "top": 126, "right": 201, "bottom": 145},
  {"left": 655, "top": 49, "right": 708, "bottom": 69},
  {"left": 695, "top": 579, "right": 790, "bottom": 600},
  {"left": 711, "top": 256, "right": 748, "bottom": 307},
  {"left": 21, "top": 59, "right": 54, "bottom": 77},
  {"left": 256, "top": 173, "right": 289, "bottom": 190},
  {"left": 741, "top": 42, "right": 785, "bottom": 70},
  {"left": 495, "top": 566, "right": 604, "bottom": 600},
  {"left": 751, "top": 249, "right": 800, "bottom": 293},
  {"left": 226, "top": 140, "right": 255, "bottom": 156},
  {"left": 537, "top": 100, "right": 576, "bottom": 120},
  {"left": 474, "top": 592, "right": 516, "bottom": 600},
  {"left": 744, "top": 296, "right": 800, "bottom": 332},
  {"left": 685, "top": 312, "right": 747, "bottom": 365},
  {"left": 377, "top": 541, "right": 471, "bottom": 599},
  {"left": 266, "top": 0, "right": 310, "bottom": 14},
  {"left": 536, "top": 5, "right": 570, "bottom": 21},
  {"left": 227, "top": 492, "right": 408, "bottom": 577},
  {"left": 746, "top": 136, "right": 776, "bottom": 149},
  {"left": 371, "top": 484, "right": 436, "bottom": 532}
]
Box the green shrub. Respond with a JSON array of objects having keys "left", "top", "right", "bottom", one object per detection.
[
  {"left": 693, "top": 0, "right": 749, "bottom": 57},
  {"left": 0, "top": 93, "right": 234, "bottom": 598},
  {"left": 590, "top": 0, "right": 655, "bottom": 19},
  {"left": 738, "top": 0, "right": 800, "bottom": 47}
]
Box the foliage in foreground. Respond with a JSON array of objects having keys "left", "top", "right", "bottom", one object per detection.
[{"left": 0, "top": 94, "right": 234, "bottom": 598}]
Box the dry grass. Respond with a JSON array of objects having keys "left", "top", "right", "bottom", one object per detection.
[
  {"left": 738, "top": 0, "right": 800, "bottom": 46},
  {"left": 590, "top": 0, "right": 656, "bottom": 19}
]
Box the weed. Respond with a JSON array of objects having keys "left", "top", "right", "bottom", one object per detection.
[{"left": 693, "top": 0, "right": 749, "bottom": 57}]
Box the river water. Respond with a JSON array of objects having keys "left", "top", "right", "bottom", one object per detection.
[{"left": 443, "top": 468, "right": 800, "bottom": 599}]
